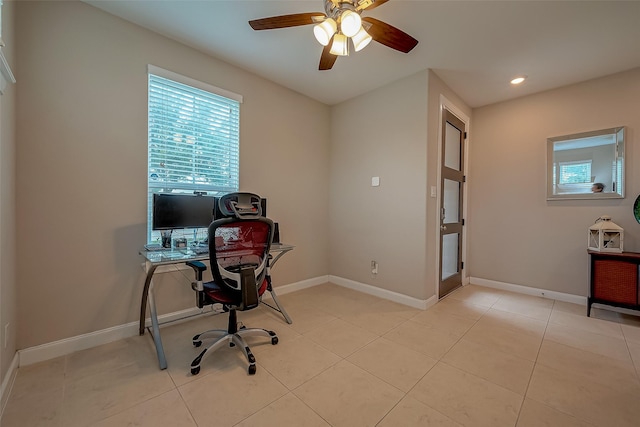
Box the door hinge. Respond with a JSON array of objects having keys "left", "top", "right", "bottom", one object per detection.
[
  {"left": 461, "top": 218, "right": 465, "bottom": 226},
  {"left": 464, "top": 131, "right": 468, "bottom": 140},
  {"left": 461, "top": 261, "right": 464, "bottom": 269},
  {"left": 463, "top": 175, "right": 467, "bottom": 182}
]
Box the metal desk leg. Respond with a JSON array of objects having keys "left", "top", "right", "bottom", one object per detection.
[
  {"left": 269, "top": 250, "right": 288, "bottom": 268},
  {"left": 260, "top": 250, "right": 294, "bottom": 324},
  {"left": 268, "top": 286, "right": 292, "bottom": 324},
  {"left": 148, "top": 281, "right": 168, "bottom": 370},
  {"left": 261, "top": 270, "right": 293, "bottom": 324},
  {"left": 140, "top": 263, "right": 158, "bottom": 335}
]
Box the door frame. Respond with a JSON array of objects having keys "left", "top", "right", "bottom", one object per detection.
[{"left": 435, "top": 95, "right": 470, "bottom": 299}]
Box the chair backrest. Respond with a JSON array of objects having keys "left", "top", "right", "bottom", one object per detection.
[
  {"left": 208, "top": 193, "right": 274, "bottom": 299},
  {"left": 217, "top": 192, "right": 263, "bottom": 219}
]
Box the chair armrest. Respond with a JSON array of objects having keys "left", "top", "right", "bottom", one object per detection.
[
  {"left": 187, "top": 261, "right": 208, "bottom": 308},
  {"left": 186, "top": 261, "right": 207, "bottom": 281}
]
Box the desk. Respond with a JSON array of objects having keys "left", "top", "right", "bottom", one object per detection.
[{"left": 139, "top": 243, "right": 294, "bottom": 369}]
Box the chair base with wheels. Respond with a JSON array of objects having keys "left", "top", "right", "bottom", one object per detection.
[{"left": 190, "top": 302, "right": 278, "bottom": 376}]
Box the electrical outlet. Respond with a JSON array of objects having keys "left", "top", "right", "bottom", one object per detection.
[
  {"left": 371, "top": 260, "right": 378, "bottom": 275},
  {"left": 4, "top": 323, "right": 9, "bottom": 349}
]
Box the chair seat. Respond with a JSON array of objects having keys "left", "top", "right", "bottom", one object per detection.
[{"left": 203, "top": 278, "right": 268, "bottom": 305}]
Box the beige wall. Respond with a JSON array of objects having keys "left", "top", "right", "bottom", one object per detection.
[
  {"left": 468, "top": 68, "right": 640, "bottom": 296},
  {"left": 15, "top": 1, "right": 330, "bottom": 349},
  {"left": 0, "top": 0, "right": 16, "bottom": 388},
  {"left": 329, "top": 71, "right": 430, "bottom": 300},
  {"left": 328, "top": 70, "right": 471, "bottom": 301}
]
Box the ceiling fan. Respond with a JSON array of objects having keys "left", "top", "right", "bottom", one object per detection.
[{"left": 249, "top": 0, "right": 418, "bottom": 70}]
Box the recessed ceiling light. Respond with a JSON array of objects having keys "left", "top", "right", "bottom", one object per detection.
[{"left": 511, "top": 76, "right": 527, "bottom": 85}]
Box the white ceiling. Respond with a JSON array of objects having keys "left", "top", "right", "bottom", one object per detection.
[{"left": 85, "top": 0, "right": 640, "bottom": 107}]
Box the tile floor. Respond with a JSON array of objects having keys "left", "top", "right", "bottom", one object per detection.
[{"left": 2, "top": 283, "right": 640, "bottom": 427}]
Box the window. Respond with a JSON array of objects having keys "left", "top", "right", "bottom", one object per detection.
[
  {"left": 147, "top": 65, "right": 241, "bottom": 243},
  {"left": 558, "top": 160, "right": 592, "bottom": 184}
]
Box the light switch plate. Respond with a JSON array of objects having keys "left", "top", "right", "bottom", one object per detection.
[{"left": 372, "top": 176, "right": 380, "bottom": 187}]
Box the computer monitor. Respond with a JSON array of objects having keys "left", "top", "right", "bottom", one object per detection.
[
  {"left": 152, "top": 193, "right": 216, "bottom": 230},
  {"left": 213, "top": 196, "right": 267, "bottom": 219}
]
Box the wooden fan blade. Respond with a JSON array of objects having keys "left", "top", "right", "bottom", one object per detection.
[
  {"left": 362, "top": 17, "right": 418, "bottom": 53},
  {"left": 357, "top": 0, "right": 390, "bottom": 12},
  {"left": 249, "top": 13, "right": 325, "bottom": 30},
  {"left": 319, "top": 43, "right": 338, "bottom": 70}
]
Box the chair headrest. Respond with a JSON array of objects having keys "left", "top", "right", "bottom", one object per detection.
[{"left": 218, "top": 192, "right": 262, "bottom": 219}]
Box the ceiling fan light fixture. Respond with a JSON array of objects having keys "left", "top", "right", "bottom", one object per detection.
[
  {"left": 330, "top": 33, "right": 349, "bottom": 56},
  {"left": 352, "top": 26, "right": 372, "bottom": 52},
  {"left": 313, "top": 18, "right": 337, "bottom": 46},
  {"left": 340, "top": 9, "right": 361, "bottom": 37}
]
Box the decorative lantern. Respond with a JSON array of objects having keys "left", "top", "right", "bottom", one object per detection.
[{"left": 588, "top": 216, "right": 624, "bottom": 253}]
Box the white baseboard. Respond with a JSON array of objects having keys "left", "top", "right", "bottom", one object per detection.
[
  {"left": 18, "top": 305, "right": 207, "bottom": 367},
  {"left": 24, "top": 274, "right": 581, "bottom": 370},
  {"left": 469, "top": 277, "right": 587, "bottom": 306},
  {"left": 264, "top": 275, "right": 329, "bottom": 298},
  {"left": 17, "top": 274, "right": 430, "bottom": 368},
  {"left": 329, "top": 275, "right": 435, "bottom": 310},
  {"left": 18, "top": 275, "right": 329, "bottom": 367},
  {"left": 1, "top": 352, "right": 19, "bottom": 417}
]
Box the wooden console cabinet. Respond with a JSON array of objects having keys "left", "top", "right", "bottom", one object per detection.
[{"left": 588, "top": 250, "right": 640, "bottom": 317}]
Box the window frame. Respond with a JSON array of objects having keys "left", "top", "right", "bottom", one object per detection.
[{"left": 146, "top": 65, "right": 242, "bottom": 244}]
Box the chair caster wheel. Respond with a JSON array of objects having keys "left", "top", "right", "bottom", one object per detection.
[
  {"left": 193, "top": 341, "right": 202, "bottom": 348},
  {"left": 271, "top": 337, "right": 279, "bottom": 345},
  {"left": 248, "top": 364, "right": 256, "bottom": 375},
  {"left": 191, "top": 366, "right": 200, "bottom": 375}
]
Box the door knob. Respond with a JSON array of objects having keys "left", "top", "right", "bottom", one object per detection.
[{"left": 440, "top": 225, "right": 447, "bottom": 231}]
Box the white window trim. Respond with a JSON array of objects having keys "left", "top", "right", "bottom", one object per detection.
[
  {"left": 0, "top": 0, "right": 14, "bottom": 95},
  {"left": 147, "top": 64, "right": 242, "bottom": 104},
  {"left": 0, "top": 48, "right": 14, "bottom": 95}
]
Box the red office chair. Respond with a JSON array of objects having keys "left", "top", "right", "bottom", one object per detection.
[{"left": 186, "top": 193, "right": 278, "bottom": 375}]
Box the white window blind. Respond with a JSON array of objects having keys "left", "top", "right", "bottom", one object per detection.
[
  {"left": 147, "top": 66, "right": 241, "bottom": 243},
  {"left": 558, "top": 160, "right": 592, "bottom": 184}
]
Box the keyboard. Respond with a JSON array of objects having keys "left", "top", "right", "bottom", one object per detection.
[{"left": 192, "top": 247, "right": 209, "bottom": 255}]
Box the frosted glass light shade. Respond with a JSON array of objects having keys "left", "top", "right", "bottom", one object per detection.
[
  {"left": 330, "top": 33, "right": 349, "bottom": 56},
  {"left": 340, "top": 10, "right": 361, "bottom": 37},
  {"left": 352, "top": 27, "right": 372, "bottom": 52},
  {"left": 313, "top": 18, "right": 337, "bottom": 46}
]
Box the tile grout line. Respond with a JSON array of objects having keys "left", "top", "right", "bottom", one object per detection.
[
  {"left": 513, "top": 298, "right": 554, "bottom": 427},
  {"left": 621, "top": 335, "right": 640, "bottom": 382},
  {"left": 175, "top": 380, "right": 203, "bottom": 427},
  {"left": 391, "top": 292, "right": 498, "bottom": 426},
  {"left": 521, "top": 300, "right": 619, "bottom": 427}
]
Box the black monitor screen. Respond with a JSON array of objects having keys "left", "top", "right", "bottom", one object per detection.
[{"left": 152, "top": 194, "right": 216, "bottom": 230}]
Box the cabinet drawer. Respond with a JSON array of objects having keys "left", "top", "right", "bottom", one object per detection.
[{"left": 593, "top": 259, "right": 638, "bottom": 304}]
